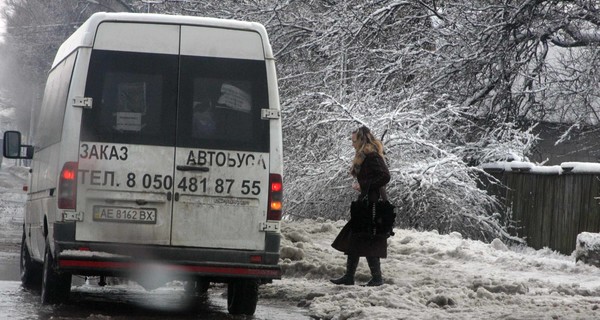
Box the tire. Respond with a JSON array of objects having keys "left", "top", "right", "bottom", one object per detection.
[
  {"left": 227, "top": 279, "right": 259, "bottom": 315},
  {"left": 20, "top": 231, "right": 42, "bottom": 289},
  {"left": 41, "top": 241, "right": 71, "bottom": 305},
  {"left": 184, "top": 279, "right": 210, "bottom": 296}
]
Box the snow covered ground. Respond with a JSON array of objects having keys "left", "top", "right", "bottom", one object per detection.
[
  {"left": 267, "top": 219, "right": 600, "bottom": 319},
  {"left": 0, "top": 162, "right": 27, "bottom": 248},
  {"left": 1, "top": 163, "right": 600, "bottom": 319}
]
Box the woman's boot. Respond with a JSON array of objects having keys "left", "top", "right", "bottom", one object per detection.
[
  {"left": 366, "top": 256, "right": 383, "bottom": 286},
  {"left": 330, "top": 255, "right": 359, "bottom": 285}
]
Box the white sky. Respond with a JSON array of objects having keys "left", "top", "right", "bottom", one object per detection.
[{"left": 0, "top": 0, "right": 5, "bottom": 42}]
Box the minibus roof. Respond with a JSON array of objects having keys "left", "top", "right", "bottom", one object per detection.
[{"left": 53, "top": 12, "right": 274, "bottom": 68}]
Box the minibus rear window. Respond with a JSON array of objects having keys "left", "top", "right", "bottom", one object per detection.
[
  {"left": 81, "top": 50, "right": 178, "bottom": 146},
  {"left": 177, "top": 56, "right": 270, "bottom": 152}
]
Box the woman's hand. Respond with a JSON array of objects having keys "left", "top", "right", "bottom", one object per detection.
[{"left": 352, "top": 182, "right": 361, "bottom": 192}]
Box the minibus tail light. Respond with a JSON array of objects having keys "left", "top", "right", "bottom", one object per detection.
[
  {"left": 267, "top": 174, "right": 283, "bottom": 221},
  {"left": 58, "top": 161, "right": 78, "bottom": 210}
]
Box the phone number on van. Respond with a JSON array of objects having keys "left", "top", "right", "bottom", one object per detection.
[
  {"left": 78, "top": 171, "right": 262, "bottom": 195},
  {"left": 124, "top": 173, "right": 261, "bottom": 195}
]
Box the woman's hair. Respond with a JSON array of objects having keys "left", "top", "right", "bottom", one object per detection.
[
  {"left": 353, "top": 126, "right": 384, "bottom": 157},
  {"left": 351, "top": 126, "right": 384, "bottom": 176}
]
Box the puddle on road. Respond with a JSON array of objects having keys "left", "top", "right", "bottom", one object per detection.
[
  {"left": 0, "top": 252, "right": 19, "bottom": 281},
  {"left": 0, "top": 280, "right": 310, "bottom": 320}
]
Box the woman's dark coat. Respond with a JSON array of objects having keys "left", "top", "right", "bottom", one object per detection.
[{"left": 332, "top": 152, "right": 391, "bottom": 258}]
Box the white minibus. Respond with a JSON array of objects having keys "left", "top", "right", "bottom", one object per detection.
[{"left": 3, "top": 12, "right": 283, "bottom": 315}]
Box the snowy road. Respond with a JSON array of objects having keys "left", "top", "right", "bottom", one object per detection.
[
  {"left": 0, "top": 252, "right": 307, "bottom": 319},
  {"left": 0, "top": 249, "right": 307, "bottom": 320},
  {"left": 0, "top": 252, "right": 18, "bottom": 281},
  {"left": 0, "top": 279, "right": 309, "bottom": 320}
]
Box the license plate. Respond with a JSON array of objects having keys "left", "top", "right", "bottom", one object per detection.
[{"left": 92, "top": 206, "right": 157, "bottom": 224}]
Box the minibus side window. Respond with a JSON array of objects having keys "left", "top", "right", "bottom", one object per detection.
[
  {"left": 35, "top": 52, "right": 77, "bottom": 149},
  {"left": 81, "top": 50, "right": 177, "bottom": 146}
]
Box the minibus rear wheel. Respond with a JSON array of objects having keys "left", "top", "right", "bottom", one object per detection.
[
  {"left": 20, "top": 231, "right": 41, "bottom": 289},
  {"left": 40, "top": 240, "right": 72, "bottom": 304},
  {"left": 227, "top": 279, "right": 258, "bottom": 315}
]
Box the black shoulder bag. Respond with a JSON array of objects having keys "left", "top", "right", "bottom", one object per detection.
[{"left": 350, "top": 192, "right": 396, "bottom": 237}]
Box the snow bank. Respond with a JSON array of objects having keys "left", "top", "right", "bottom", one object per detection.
[
  {"left": 0, "top": 164, "right": 27, "bottom": 245},
  {"left": 264, "top": 219, "right": 600, "bottom": 319}
]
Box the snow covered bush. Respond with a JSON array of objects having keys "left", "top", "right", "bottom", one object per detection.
[
  {"left": 269, "top": 1, "right": 540, "bottom": 242},
  {"left": 281, "top": 91, "right": 531, "bottom": 243}
]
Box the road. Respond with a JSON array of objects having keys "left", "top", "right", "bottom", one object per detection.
[
  {"left": 0, "top": 277, "right": 307, "bottom": 320},
  {"left": 0, "top": 164, "right": 309, "bottom": 319}
]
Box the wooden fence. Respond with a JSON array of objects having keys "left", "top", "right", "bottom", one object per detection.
[{"left": 483, "top": 169, "right": 600, "bottom": 255}]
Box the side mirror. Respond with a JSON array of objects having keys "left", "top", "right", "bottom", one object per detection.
[{"left": 3, "top": 131, "right": 33, "bottom": 159}]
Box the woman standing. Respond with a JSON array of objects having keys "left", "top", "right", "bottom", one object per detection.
[{"left": 331, "top": 126, "right": 391, "bottom": 286}]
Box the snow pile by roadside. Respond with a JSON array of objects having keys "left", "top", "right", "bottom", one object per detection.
[
  {"left": 0, "top": 164, "right": 27, "bottom": 246},
  {"left": 263, "top": 218, "right": 600, "bottom": 319}
]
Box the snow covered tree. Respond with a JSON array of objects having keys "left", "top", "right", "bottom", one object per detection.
[
  {"left": 259, "top": 0, "right": 598, "bottom": 242},
  {"left": 0, "top": 0, "right": 133, "bottom": 135}
]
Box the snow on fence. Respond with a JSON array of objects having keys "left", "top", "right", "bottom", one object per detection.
[{"left": 481, "top": 161, "right": 600, "bottom": 255}]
